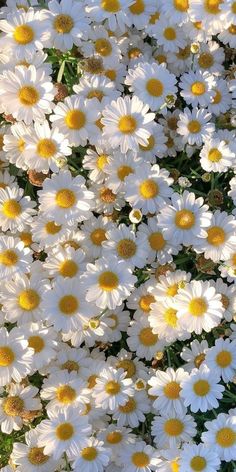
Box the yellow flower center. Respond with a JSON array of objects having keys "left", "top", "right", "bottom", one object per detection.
[
  {"left": 175, "top": 209, "right": 195, "bottom": 229},
  {"left": 166, "top": 283, "right": 178, "bottom": 297},
  {"left": 59, "top": 295, "right": 78, "bottom": 315},
  {"left": 119, "top": 397, "right": 136, "bottom": 413},
  {"left": 221, "top": 294, "right": 229, "bottom": 309},
  {"left": 56, "top": 189, "right": 76, "bottom": 208},
  {"left": 194, "top": 21, "right": 202, "bottom": 29},
  {"left": 3, "top": 396, "right": 24, "bottom": 416},
  {"left": 18, "top": 289, "right": 40, "bottom": 311},
  {"left": 155, "top": 53, "right": 167, "bottom": 64},
  {"left": 149, "top": 11, "right": 160, "bottom": 24},
  {"left": 191, "top": 81, "right": 206, "bottom": 96},
  {"left": 106, "top": 431, "right": 122, "bottom": 444},
  {"left": 65, "top": 109, "right": 86, "bottom": 130},
  {"left": 118, "top": 115, "right": 137, "bottom": 134},
  {"left": 95, "top": 38, "right": 112, "bottom": 56},
  {"left": 59, "top": 260, "right": 78, "bottom": 278},
  {"left": 164, "top": 381, "right": 181, "bottom": 399},
  {"left": 149, "top": 232, "right": 166, "bottom": 251},
  {"left": 105, "top": 69, "right": 117, "bottom": 81},
  {"left": 128, "top": 47, "right": 142, "bottom": 59},
  {"left": 56, "top": 422, "right": 74, "bottom": 440},
  {"left": 146, "top": 78, "right": 164, "bottom": 97},
  {"left": 99, "top": 187, "right": 116, "bottom": 203},
  {"left": 87, "top": 374, "right": 98, "bottom": 389},
  {"left": 190, "top": 456, "right": 207, "bottom": 471},
  {"left": 216, "top": 427, "right": 236, "bottom": 447},
  {"left": 14, "top": 24, "right": 34, "bottom": 44},
  {"left": 97, "top": 154, "right": 108, "bottom": 170},
  {"left": 208, "top": 148, "right": 222, "bottom": 162},
  {"left": 198, "top": 52, "right": 214, "bottom": 69},
  {"left": 139, "top": 327, "right": 158, "bottom": 346},
  {"left": 164, "top": 27, "right": 177, "bottom": 40},
  {"left": 187, "top": 120, "right": 201, "bottom": 133},
  {"left": 139, "top": 135, "right": 155, "bottom": 151},
  {"left": 213, "top": 90, "right": 222, "bottom": 104},
  {"left": 37, "top": 139, "right": 57, "bottom": 159},
  {"left": 0, "top": 250, "right": 18, "bottom": 266},
  {"left": 28, "top": 447, "right": 49, "bottom": 465},
  {"left": 164, "top": 419, "right": 184, "bottom": 436},
  {"left": 117, "top": 239, "right": 136, "bottom": 259},
  {"left": 132, "top": 452, "right": 150, "bottom": 467},
  {"left": 98, "top": 271, "right": 119, "bottom": 290},
  {"left": 54, "top": 14, "right": 74, "bottom": 33},
  {"left": 117, "top": 165, "right": 133, "bottom": 181},
  {"left": 228, "top": 24, "right": 236, "bottom": 34},
  {"left": 173, "top": 0, "right": 189, "bottom": 11},
  {"left": 45, "top": 221, "right": 62, "bottom": 234},
  {"left": 139, "top": 179, "right": 158, "bottom": 199},
  {"left": 61, "top": 360, "right": 80, "bottom": 372},
  {"left": 194, "top": 353, "right": 206, "bottom": 368},
  {"left": 176, "top": 45, "right": 191, "bottom": 59},
  {"left": 207, "top": 226, "right": 225, "bottom": 246},
  {"left": 189, "top": 298, "right": 207, "bottom": 317},
  {"left": 56, "top": 385, "right": 77, "bottom": 404},
  {"left": 101, "top": 0, "right": 121, "bottom": 12},
  {"left": 139, "top": 294, "right": 155, "bottom": 313},
  {"left": 117, "top": 359, "right": 136, "bottom": 378},
  {"left": 193, "top": 379, "right": 210, "bottom": 396},
  {"left": 87, "top": 89, "right": 104, "bottom": 101},
  {"left": 90, "top": 228, "right": 107, "bottom": 246},
  {"left": 28, "top": 335, "right": 45, "bottom": 353},
  {"left": 2, "top": 199, "right": 21, "bottom": 218},
  {"left": 81, "top": 446, "right": 98, "bottom": 461},
  {"left": 0, "top": 346, "right": 15, "bottom": 366},
  {"left": 105, "top": 380, "right": 120, "bottom": 395},
  {"left": 216, "top": 350, "right": 232, "bottom": 367},
  {"left": 129, "top": 0, "right": 145, "bottom": 14},
  {"left": 205, "top": 0, "right": 222, "bottom": 14},
  {"left": 171, "top": 460, "right": 180, "bottom": 472},
  {"left": 89, "top": 318, "right": 100, "bottom": 329},
  {"left": 164, "top": 308, "right": 178, "bottom": 327},
  {"left": 20, "top": 231, "right": 33, "bottom": 247},
  {"left": 18, "top": 86, "right": 39, "bottom": 106}
]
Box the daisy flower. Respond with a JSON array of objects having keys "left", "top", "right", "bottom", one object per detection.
[
  {"left": 84, "top": 255, "right": 137, "bottom": 310},
  {"left": 104, "top": 151, "right": 142, "bottom": 194},
  {"left": 199, "top": 138, "right": 235, "bottom": 172},
  {"left": 153, "top": 18, "right": 187, "bottom": 52},
  {"left": 92, "top": 366, "right": 133, "bottom": 411},
  {"left": 138, "top": 122, "right": 167, "bottom": 162},
  {"left": 81, "top": 25, "right": 122, "bottom": 68},
  {"left": 149, "top": 299, "right": 187, "bottom": 343},
  {"left": 82, "top": 147, "right": 110, "bottom": 185},
  {"left": 118, "top": 441, "right": 161, "bottom": 472},
  {"left": 205, "top": 338, "right": 236, "bottom": 383},
  {"left": 99, "top": 425, "right": 135, "bottom": 463},
  {"left": 180, "top": 339, "right": 209, "bottom": 372},
  {"left": 112, "top": 390, "right": 150, "bottom": 428},
  {"left": 127, "top": 315, "right": 166, "bottom": 361},
  {"left": 0, "top": 326, "right": 33, "bottom": 387},
  {"left": 81, "top": 215, "right": 113, "bottom": 260},
  {"left": 213, "top": 278, "right": 236, "bottom": 322},
  {"left": 0, "top": 235, "right": 32, "bottom": 280},
  {"left": 151, "top": 412, "right": 197, "bottom": 449},
  {"left": 0, "top": 185, "right": 36, "bottom": 232},
  {"left": 175, "top": 280, "right": 224, "bottom": 334},
  {"left": 0, "top": 65, "right": 55, "bottom": 125},
  {"left": 189, "top": 0, "right": 226, "bottom": 34},
  {"left": 196, "top": 40, "right": 224, "bottom": 75},
  {"left": 159, "top": 0, "right": 190, "bottom": 24},
  {"left": 177, "top": 107, "right": 215, "bottom": 146},
  {"left": 41, "top": 370, "right": 87, "bottom": 413},
  {"left": 138, "top": 218, "right": 181, "bottom": 265},
  {"left": 125, "top": 62, "right": 177, "bottom": 111},
  {"left": 201, "top": 413, "right": 236, "bottom": 462},
  {"left": 126, "top": 279, "right": 156, "bottom": 317},
  {"left": 3, "top": 122, "right": 29, "bottom": 170},
  {"left": 37, "top": 407, "right": 92, "bottom": 461},
  {"left": 72, "top": 437, "right": 111, "bottom": 472},
  {"left": 207, "top": 78, "right": 232, "bottom": 116},
  {"left": 148, "top": 367, "right": 188, "bottom": 416},
  {"left": 179, "top": 443, "right": 221, "bottom": 472},
  {"left": 44, "top": 246, "right": 87, "bottom": 280},
  {"left": 179, "top": 70, "right": 215, "bottom": 107},
  {"left": 73, "top": 73, "right": 120, "bottom": 106},
  {"left": 101, "top": 95, "right": 155, "bottom": 153},
  {"left": 20, "top": 322, "right": 58, "bottom": 372}
]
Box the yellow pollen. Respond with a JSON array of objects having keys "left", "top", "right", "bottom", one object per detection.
[
  {"left": 28, "top": 447, "right": 49, "bottom": 465},
  {"left": 177, "top": 45, "right": 191, "bottom": 59},
  {"left": 14, "top": 24, "right": 34, "bottom": 45},
  {"left": 228, "top": 24, "right": 236, "bottom": 34},
  {"left": 216, "top": 427, "right": 236, "bottom": 447},
  {"left": 139, "top": 179, "right": 158, "bottom": 199},
  {"left": 105, "top": 69, "right": 116, "bottom": 81},
  {"left": 221, "top": 294, "right": 229, "bottom": 310},
  {"left": 56, "top": 385, "right": 77, "bottom": 404},
  {"left": 105, "top": 380, "right": 120, "bottom": 395},
  {"left": 164, "top": 381, "right": 181, "bottom": 399},
  {"left": 171, "top": 460, "right": 180, "bottom": 472},
  {"left": 89, "top": 318, "right": 100, "bottom": 329},
  {"left": 213, "top": 90, "right": 222, "bottom": 104},
  {"left": 189, "top": 298, "right": 207, "bottom": 317},
  {"left": 149, "top": 232, "right": 166, "bottom": 251},
  {"left": 164, "top": 27, "right": 177, "bottom": 40},
  {"left": 101, "top": 0, "right": 121, "bottom": 12},
  {"left": 0, "top": 346, "right": 15, "bottom": 366},
  {"left": 54, "top": 14, "right": 74, "bottom": 33},
  {"left": 28, "top": 335, "right": 45, "bottom": 353},
  {"left": 191, "top": 81, "right": 206, "bottom": 96},
  {"left": 207, "top": 226, "right": 225, "bottom": 246},
  {"left": 87, "top": 374, "right": 98, "bottom": 389},
  {"left": 3, "top": 396, "right": 24, "bottom": 416},
  {"left": 117, "top": 239, "right": 136, "bottom": 258},
  {"left": 164, "top": 308, "right": 178, "bottom": 328},
  {"left": 198, "top": 52, "right": 214, "bottom": 68},
  {"left": 117, "top": 165, "right": 133, "bottom": 181},
  {"left": 208, "top": 148, "right": 222, "bottom": 162},
  {"left": 59, "top": 295, "right": 78, "bottom": 315},
  {"left": 164, "top": 418, "right": 184, "bottom": 436},
  {"left": 146, "top": 78, "right": 164, "bottom": 97},
  {"left": 56, "top": 422, "right": 74, "bottom": 440},
  {"left": 194, "top": 353, "right": 206, "bottom": 368},
  {"left": 155, "top": 53, "right": 167, "bottom": 64},
  {"left": 18, "top": 86, "right": 39, "bottom": 106},
  {"left": 95, "top": 38, "right": 112, "bottom": 56},
  {"left": 2, "top": 199, "right": 21, "bottom": 218},
  {"left": 119, "top": 397, "right": 136, "bottom": 413},
  {"left": 97, "top": 154, "right": 108, "bottom": 170},
  {"left": 139, "top": 327, "right": 158, "bottom": 346},
  {"left": 45, "top": 221, "right": 62, "bottom": 234},
  {"left": 175, "top": 209, "right": 195, "bottom": 229},
  {"left": 98, "top": 271, "right": 119, "bottom": 290},
  {"left": 216, "top": 350, "right": 232, "bottom": 368},
  {"left": 65, "top": 109, "right": 86, "bottom": 130},
  {"left": 18, "top": 289, "right": 40, "bottom": 311},
  {"left": 37, "top": 139, "right": 56, "bottom": 159},
  {"left": 132, "top": 452, "right": 149, "bottom": 467},
  {"left": 129, "top": 0, "right": 145, "bottom": 14},
  {"left": 90, "top": 228, "right": 107, "bottom": 246},
  {"left": 194, "top": 21, "right": 202, "bottom": 29},
  {"left": 139, "top": 134, "right": 155, "bottom": 151},
  {"left": 117, "top": 359, "right": 136, "bottom": 378},
  {"left": 205, "top": 0, "right": 222, "bottom": 14},
  {"left": 20, "top": 231, "right": 33, "bottom": 247},
  {"left": 59, "top": 260, "right": 78, "bottom": 278},
  {"left": 81, "top": 446, "right": 98, "bottom": 461},
  {"left": 166, "top": 284, "right": 179, "bottom": 297},
  {"left": 61, "top": 360, "right": 80, "bottom": 372},
  {"left": 99, "top": 187, "right": 116, "bottom": 203},
  {"left": 193, "top": 379, "right": 210, "bottom": 396},
  {"left": 87, "top": 89, "right": 104, "bottom": 101},
  {"left": 139, "top": 294, "right": 155, "bottom": 313},
  {"left": 106, "top": 431, "right": 122, "bottom": 444},
  {"left": 56, "top": 189, "right": 76, "bottom": 208},
  {"left": 0, "top": 250, "right": 18, "bottom": 266},
  {"left": 190, "top": 456, "right": 207, "bottom": 471},
  {"left": 149, "top": 11, "right": 160, "bottom": 24},
  {"left": 118, "top": 115, "right": 137, "bottom": 134},
  {"left": 188, "top": 120, "right": 201, "bottom": 133},
  {"left": 128, "top": 47, "right": 142, "bottom": 59},
  {"left": 174, "top": 0, "right": 189, "bottom": 11}
]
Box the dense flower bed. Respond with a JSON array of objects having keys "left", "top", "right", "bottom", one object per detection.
[{"left": 0, "top": 0, "right": 236, "bottom": 471}]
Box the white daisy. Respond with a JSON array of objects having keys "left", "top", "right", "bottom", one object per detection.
[
  {"left": 201, "top": 413, "right": 236, "bottom": 462},
  {"left": 127, "top": 315, "right": 166, "bottom": 361},
  {"left": 148, "top": 368, "right": 188, "bottom": 416},
  {"left": 177, "top": 107, "right": 215, "bottom": 146},
  {"left": 104, "top": 151, "right": 142, "bottom": 194},
  {"left": 199, "top": 138, "right": 235, "bottom": 172},
  {"left": 153, "top": 18, "right": 187, "bottom": 52},
  {"left": 205, "top": 338, "right": 236, "bottom": 383},
  {"left": 41, "top": 370, "right": 87, "bottom": 413},
  {"left": 179, "top": 443, "right": 221, "bottom": 472},
  {"left": 72, "top": 437, "right": 111, "bottom": 472},
  {"left": 118, "top": 441, "right": 161, "bottom": 472},
  {"left": 92, "top": 366, "right": 133, "bottom": 411},
  {"left": 180, "top": 339, "right": 209, "bottom": 372},
  {"left": 0, "top": 326, "right": 33, "bottom": 387},
  {"left": 0, "top": 185, "right": 36, "bottom": 232},
  {"left": 0, "top": 235, "right": 32, "bottom": 280},
  {"left": 179, "top": 70, "right": 215, "bottom": 107},
  {"left": 151, "top": 412, "right": 197, "bottom": 449},
  {"left": 113, "top": 390, "right": 150, "bottom": 428}
]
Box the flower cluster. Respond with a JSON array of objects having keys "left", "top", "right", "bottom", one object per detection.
[{"left": 0, "top": 0, "right": 236, "bottom": 471}]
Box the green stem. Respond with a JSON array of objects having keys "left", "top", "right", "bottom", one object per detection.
[
  {"left": 166, "top": 348, "right": 172, "bottom": 367},
  {"left": 57, "top": 60, "right": 66, "bottom": 83}
]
